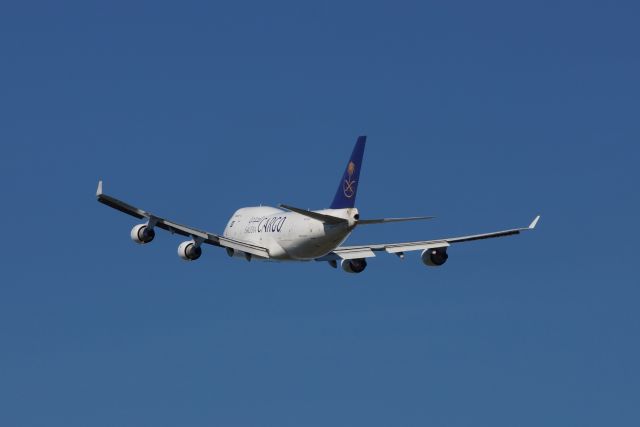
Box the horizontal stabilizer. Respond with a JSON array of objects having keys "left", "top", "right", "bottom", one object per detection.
[
  {"left": 357, "top": 216, "right": 434, "bottom": 225},
  {"left": 279, "top": 204, "right": 348, "bottom": 225}
]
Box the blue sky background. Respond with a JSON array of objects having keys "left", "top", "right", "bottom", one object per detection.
[{"left": 1, "top": 1, "right": 638, "bottom": 425}]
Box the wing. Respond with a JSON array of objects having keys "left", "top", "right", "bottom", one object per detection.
[
  {"left": 96, "top": 181, "right": 270, "bottom": 258},
  {"left": 317, "top": 216, "right": 540, "bottom": 261}
]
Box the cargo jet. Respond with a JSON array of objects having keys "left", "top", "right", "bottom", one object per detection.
[{"left": 97, "top": 136, "right": 539, "bottom": 273}]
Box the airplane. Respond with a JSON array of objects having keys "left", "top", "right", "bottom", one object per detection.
[{"left": 96, "top": 136, "right": 539, "bottom": 273}]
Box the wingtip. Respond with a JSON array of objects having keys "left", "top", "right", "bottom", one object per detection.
[
  {"left": 529, "top": 215, "right": 540, "bottom": 229},
  {"left": 96, "top": 180, "right": 103, "bottom": 197}
]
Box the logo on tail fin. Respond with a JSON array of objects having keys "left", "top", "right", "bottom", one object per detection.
[
  {"left": 343, "top": 161, "right": 357, "bottom": 198},
  {"left": 330, "top": 136, "right": 366, "bottom": 209}
]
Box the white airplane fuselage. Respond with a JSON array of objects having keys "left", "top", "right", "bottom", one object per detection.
[{"left": 223, "top": 206, "right": 359, "bottom": 260}]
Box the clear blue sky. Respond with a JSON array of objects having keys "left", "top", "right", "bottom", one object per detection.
[{"left": 1, "top": 1, "right": 638, "bottom": 426}]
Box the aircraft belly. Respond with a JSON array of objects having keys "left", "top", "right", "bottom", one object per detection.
[{"left": 280, "top": 227, "right": 351, "bottom": 260}]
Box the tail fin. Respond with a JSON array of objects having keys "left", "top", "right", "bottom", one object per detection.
[{"left": 330, "top": 136, "right": 366, "bottom": 209}]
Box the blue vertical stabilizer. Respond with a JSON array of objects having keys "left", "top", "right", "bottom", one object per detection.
[{"left": 330, "top": 136, "right": 366, "bottom": 209}]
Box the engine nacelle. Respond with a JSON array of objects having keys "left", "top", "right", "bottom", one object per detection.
[
  {"left": 130, "top": 224, "right": 155, "bottom": 244},
  {"left": 178, "top": 240, "right": 202, "bottom": 261},
  {"left": 421, "top": 247, "right": 448, "bottom": 267},
  {"left": 341, "top": 258, "right": 367, "bottom": 273}
]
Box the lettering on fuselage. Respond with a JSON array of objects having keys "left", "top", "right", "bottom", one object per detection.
[{"left": 243, "top": 216, "right": 287, "bottom": 234}]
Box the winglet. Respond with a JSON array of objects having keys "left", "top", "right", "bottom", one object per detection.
[
  {"left": 528, "top": 215, "right": 540, "bottom": 229},
  {"left": 96, "top": 180, "right": 103, "bottom": 197}
]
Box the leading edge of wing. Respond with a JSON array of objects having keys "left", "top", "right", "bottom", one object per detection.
[
  {"left": 96, "top": 180, "right": 270, "bottom": 258},
  {"left": 97, "top": 180, "right": 217, "bottom": 242},
  {"left": 445, "top": 214, "right": 541, "bottom": 244}
]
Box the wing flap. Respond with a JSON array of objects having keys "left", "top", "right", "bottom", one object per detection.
[
  {"left": 218, "top": 236, "right": 270, "bottom": 258},
  {"left": 335, "top": 248, "right": 376, "bottom": 259},
  {"left": 384, "top": 241, "right": 449, "bottom": 254},
  {"left": 315, "top": 247, "right": 375, "bottom": 261}
]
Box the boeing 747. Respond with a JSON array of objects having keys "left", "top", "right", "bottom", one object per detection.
[{"left": 97, "top": 136, "right": 539, "bottom": 273}]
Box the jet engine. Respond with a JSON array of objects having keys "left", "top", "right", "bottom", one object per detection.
[
  {"left": 130, "top": 224, "right": 155, "bottom": 244},
  {"left": 341, "top": 258, "right": 367, "bottom": 273},
  {"left": 178, "top": 240, "right": 202, "bottom": 261},
  {"left": 421, "top": 247, "right": 448, "bottom": 266}
]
